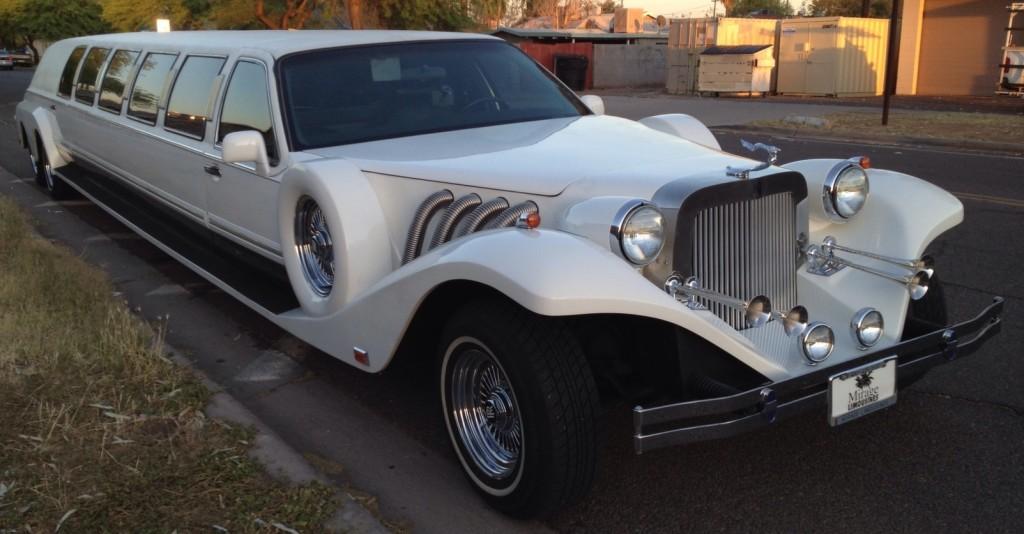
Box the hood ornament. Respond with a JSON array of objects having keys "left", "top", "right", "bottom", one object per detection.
[{"left": 726, "top": 139, "right": 780, "bottom": 180}]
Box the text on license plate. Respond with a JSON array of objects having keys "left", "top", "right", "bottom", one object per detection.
[{"left": 828, "top": 356, "right": 897, "bottom": 426}]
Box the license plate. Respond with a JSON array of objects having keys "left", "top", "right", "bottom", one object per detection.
[{"left": 828, "top": 356, "right": 897, "bottom": 426}]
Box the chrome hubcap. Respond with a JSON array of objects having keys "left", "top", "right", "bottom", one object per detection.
[
  {"left": 449, "top": 345, "right": 522, "bottom": 480},
  {"left": 43, "top": 161, "right": 54, "bottom": 190},
  {"left": 295, "top": 197, "right": 334, "bottom": 297}
]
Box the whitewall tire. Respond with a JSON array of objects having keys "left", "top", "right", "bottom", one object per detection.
[{"left": 440, "top": 298, "right": 599, "bottom": 518}]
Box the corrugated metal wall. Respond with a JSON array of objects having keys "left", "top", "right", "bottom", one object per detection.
[
  {"left": 836, "top": 17, "right": 889, "bottom": 96},
  {"left": 778, "top": 17, "right": 888, "bottom": 96},
  {"left": 517, "top": 42, "right": 594, "bottom": 90}
]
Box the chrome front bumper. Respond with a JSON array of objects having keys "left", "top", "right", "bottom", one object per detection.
[{"left": 633, "top": 297, "right": 1005, "bottom": 454}]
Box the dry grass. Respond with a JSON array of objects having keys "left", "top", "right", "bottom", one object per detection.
[
  {"left": 0, "top": 198, "right": 335, "bottom": 532},
  {"left": 752, "top": 110, "right": 1024, "bottom": 146}
]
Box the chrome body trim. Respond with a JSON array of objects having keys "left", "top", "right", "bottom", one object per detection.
[{"left": 632, "top": 297, "right": 1004, "bottom": 453}]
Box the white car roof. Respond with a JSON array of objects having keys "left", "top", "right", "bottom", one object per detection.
[{"left": 59, "top": 29, "right": 498, "bottom": 58}]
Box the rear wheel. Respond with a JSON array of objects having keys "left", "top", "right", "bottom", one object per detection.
[
  {"left": 37, "top": 142, "right": 72, "bottom": 199},
  {"left": 440, "top": 299, "right": 599, "bottom": 518}
]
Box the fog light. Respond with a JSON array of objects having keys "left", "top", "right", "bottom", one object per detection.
[
  {"left": 800, "top": 322, "right": 835, "bottom": 364},
  {"left": 851, "top": 308, "right": 884, "bottom": 348}
]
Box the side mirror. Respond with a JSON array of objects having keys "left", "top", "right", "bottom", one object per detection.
[
  {"left": 580, "top": 94, "right": 605, "bottom": 115},
  {"left": 222, "top": 130, "right": 270, "bottom": 176}
]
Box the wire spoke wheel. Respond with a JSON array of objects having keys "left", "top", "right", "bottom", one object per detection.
[
  {"left": 449, "top": 342, "right": 523, "bottom": 480},
  {"left": 42, "top": 158, "right": 55, "bottom": 191},
  {"left": 294, "top": 196, "right": 334, "bottom": 297}
]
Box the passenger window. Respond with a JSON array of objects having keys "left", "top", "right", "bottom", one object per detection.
[
  {"left": 218, "top": 61, "right": 278, "bottom": 163},
  {"left": 74, "top": 47, "right": 111, "bottom": 105},
  {"left": 98, "top": 50, "right": 140, "bottom": 113},
  {"left": 58, "top": 46, "right": 87, "bottom": 98},
  {"left": 165, "top": 56, "right": 225, "bottom": 139},
  {"left": 127, "top": 52, "right": 177, "bottom": 125}
]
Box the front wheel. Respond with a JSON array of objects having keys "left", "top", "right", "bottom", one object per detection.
[{"left": 440, "top": 299, "right": 599, "bottom": 518}]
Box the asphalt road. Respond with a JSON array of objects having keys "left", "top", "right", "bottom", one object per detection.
[{"left": 2, "top": 68, "right": 1023, "bottom": 533}]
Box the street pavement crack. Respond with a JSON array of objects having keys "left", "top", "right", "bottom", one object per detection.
[{"left": 907, "top": 388, "right": 1024, "bottom": 420}]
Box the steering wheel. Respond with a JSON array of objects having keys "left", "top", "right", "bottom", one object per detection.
[{"left": 460, "top": 96, "right": 507, "bottom": 113}]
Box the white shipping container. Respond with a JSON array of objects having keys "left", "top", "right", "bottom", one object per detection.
[{"left": 777, "top": 16, "right": 889, "bottom": 96}]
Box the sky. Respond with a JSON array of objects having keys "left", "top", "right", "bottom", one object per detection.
[{"left": 620, "top": 0, "right": 721, "bottom": 18}]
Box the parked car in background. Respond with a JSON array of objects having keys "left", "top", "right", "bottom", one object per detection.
[
  {"left": 14, "top": 31, "right": 1004, "bottom": 518},
  {"left": 11, "top": 48, "right": 35, "bottom": 67},
  {"left": 0, "top": 50, "right": 14, "bottom": 70}
]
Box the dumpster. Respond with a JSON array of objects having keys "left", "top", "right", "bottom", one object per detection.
[
  {"left": 554, "top": 54, "right": 589, "bottom": 91},
  {"left": 698, "top": 45, "right": 775, "bottom": 96}
]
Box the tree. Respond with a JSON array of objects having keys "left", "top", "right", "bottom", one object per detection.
[
  {"left": 728, "top": 0, "right": 794, "bottom": 16},
  {"left": 807, "top": 0, "right": 890, "bottom": 16},
  {"left": 102, "top": 0, "right": 206, "bottom": 32},
  {"left": 376, "top": 0, "right": 471, "bottom": 31},
  {"left": 1, "top": 0, "right": 109, "bottom": 62},
  {"left": 254, "top": 0, "right": 317, "bottom": 28},
  {"left": 599, "top": 0, "right": 614, "bottom": 14}
]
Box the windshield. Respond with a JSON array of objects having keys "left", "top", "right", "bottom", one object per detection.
[{"left": 278, "top": 40, "right": 588, "bottom": 149}]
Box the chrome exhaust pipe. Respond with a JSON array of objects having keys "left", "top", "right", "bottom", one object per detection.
[
  {"left": 806, "top": 244, "right": 931, "bottom": 300},
  {"left": 666, "top": 276, "right": 774, "bottom": 328}
]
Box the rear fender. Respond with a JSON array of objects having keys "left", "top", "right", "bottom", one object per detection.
[{"left": 29, "top": 107, "right": 71, "bottom": 168}]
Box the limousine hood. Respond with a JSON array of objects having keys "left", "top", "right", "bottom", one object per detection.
[{"left": 305, "top": 115, "right": 756, "bottom": 197}]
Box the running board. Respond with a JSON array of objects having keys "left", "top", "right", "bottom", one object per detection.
[{"left": 55, "top": 162, "right": 301, "bottom": 315}]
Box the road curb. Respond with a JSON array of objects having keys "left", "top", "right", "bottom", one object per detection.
[
  {"left": 712, "top": 125, "right": 1024, "bottom": 155},
  {"left": 165, "top": 348, "right": 392, "bottom": 534}
]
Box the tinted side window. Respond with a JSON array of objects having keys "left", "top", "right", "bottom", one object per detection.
[
  {"left": 127, "top": 52, "right": 177, "bottom": 125},
  {"left": 74, "top": 47, "right": 110, "bottom": 104},
  {"left": 218, "top": 61, "right": 278, "bottom": 163},
  {"left": 58, "top": 46, "right": 87, "bottom": 98},
  {"left": 165, "top": 56, "right": 225, "bottom": 139},
  {"left": 98, "top": 50, "right": 140, "bottom": 113}
]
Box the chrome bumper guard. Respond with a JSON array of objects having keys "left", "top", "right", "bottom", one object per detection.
[{"left": 633, "top": 297, "right": 1005, "bottom": 454}]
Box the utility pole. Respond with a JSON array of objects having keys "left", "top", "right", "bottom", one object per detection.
[{"left": 881, "top": 0, "right": 901, "bottom": 125}]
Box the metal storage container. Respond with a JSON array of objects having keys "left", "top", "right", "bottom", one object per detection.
[
  {"left": 668, "top": 17, "right": 778, "bottom": 48},
  {"left": 698, "top": 45, "right": 775, "bottom": 95},
  {"left": 777, "top": 16, "right": 889, "bottom": 96},
  {"left": 666, "top": 17, "right": 778, "bottom": 95}
]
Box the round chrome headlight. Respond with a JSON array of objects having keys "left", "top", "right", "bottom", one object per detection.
[
  {"left": 823, "top": 161, "right": 870, "bottom": 222},
  {"left": 851, "top": 308, "right": 884, "bottom": 348},
  {"left": 800, "top": 322, "right": 835, "bottom": 364},
  {"left": 612, "top": 202, "right": 664, "bottom": 266}
]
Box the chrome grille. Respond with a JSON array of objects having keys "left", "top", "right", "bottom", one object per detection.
[{"left": 690, "top": 192, "right": 797, "bottom": 330}]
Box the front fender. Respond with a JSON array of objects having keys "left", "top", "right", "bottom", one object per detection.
[
  {"left": 784, "top": 158, "right": 963, "bottom": 342},
  {"left": 275, "top": 228, "right": 790, "bottom": 378},
  {"left": 784, "top": 159, "right": 963, "bottom": 256}
]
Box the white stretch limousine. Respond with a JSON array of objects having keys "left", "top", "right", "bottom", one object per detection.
[{"left": 16, "top": 31, "right": 1003, "bottom": 517}]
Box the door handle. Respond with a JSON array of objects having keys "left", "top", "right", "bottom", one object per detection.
[{"left": 203, "top": 164, "right": 221, "bottom": 177}]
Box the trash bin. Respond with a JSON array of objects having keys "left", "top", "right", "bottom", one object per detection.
[{"left": 553, "top": 54, "right": 588, "bottom": 90}]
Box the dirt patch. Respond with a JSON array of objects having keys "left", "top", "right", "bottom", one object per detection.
[{"left": 752, "top": 110, "right": 1024, "bottom": 146}]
